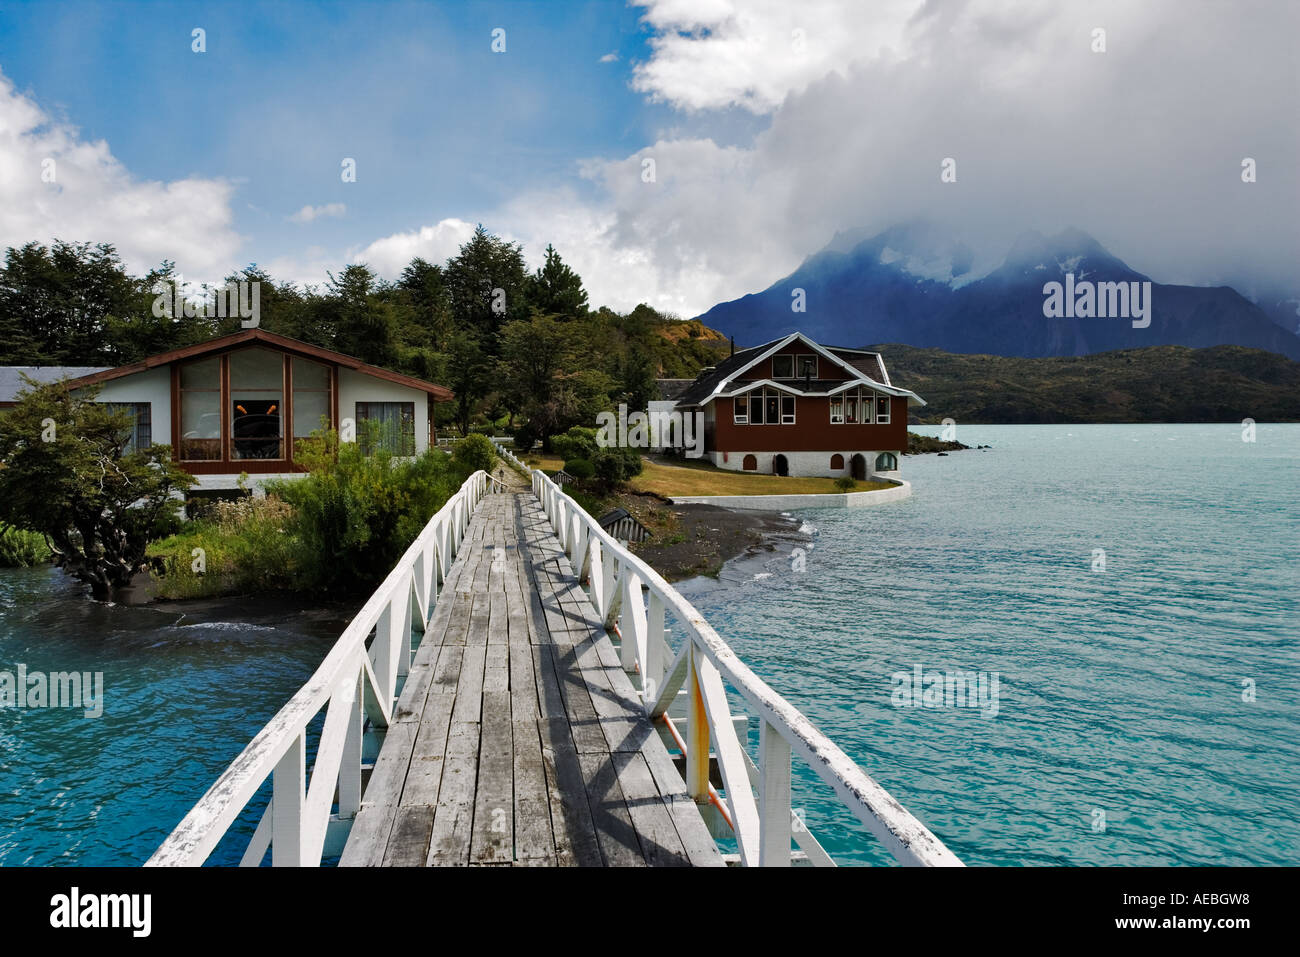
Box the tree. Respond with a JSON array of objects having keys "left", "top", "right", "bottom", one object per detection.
[
  {"left": 0, "top": 380, "right": 194, "bottom": 600},
  {"left": 527, "top": 244, "right": 588, "bottom": 320},
  {"left": 443, "top": 225, "right": 529, "bottom": 347},
  {"left": 0, "top": 240, "right": 144, "bottom": 364},
  {"left": 398, "top": 257, "right": 454, "bottom": 352},
  {"left": 440, "top": 330, "right": 493, "bottom": 436},
  {"left": 329, "top": 264, "right": 397, "bottom": 365}
]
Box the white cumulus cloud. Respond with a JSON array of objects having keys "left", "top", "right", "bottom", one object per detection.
[
  {"left": 0, "top": 69, "right": 243, "bottom": 283},
  {"left": 288, "top": 202, "right": 346, "bottom": 223}
]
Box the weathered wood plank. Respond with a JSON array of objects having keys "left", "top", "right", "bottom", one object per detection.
[
  {"left": 425, "top": 721, "right": 480, "bottom": 866},
  {"left": 578, "top": 752, "right": 646, "bottom": 867},
  {"left": 470, "top": 692, "right": 513, "bottom": 864}
]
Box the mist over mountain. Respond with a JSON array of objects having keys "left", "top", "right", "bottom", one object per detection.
[{"left": 697, "top": 224, "right": 1300, "bottom": 360}]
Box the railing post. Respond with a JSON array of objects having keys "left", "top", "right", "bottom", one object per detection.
[
  {"left": 758, "top": 720, "right": 793, "bottom": 867},
  {"left": 645, "top": 590, "right": 664, "bottom": 709},
  {"left": 272, "top": 733, "right": 306, "bottom": 866},
  {"left": 686, "top": 643, "right": 710, "bottom": 803},
  {"left": 338, "top": 672, "right": 363, "bottom": 819}
]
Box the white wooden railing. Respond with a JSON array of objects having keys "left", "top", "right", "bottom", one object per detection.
[
  {"left": 148, "top": 470, "right": 495, "bottom": 867},
  {"left": 531, "top": 468, "right": 963, "bottom": 867}
]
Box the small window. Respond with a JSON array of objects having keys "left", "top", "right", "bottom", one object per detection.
[
  {"left": 742, "top": 454, "right": 758, "bottom": 471},
  {"left": 875, "top": 452, "right": 898, "bottom": 471},
  {"left": 103, "top": 402, "right": 152, "bottom": 453},
  {"left": 733, "top": 397, "right": 747, "bottom": 424},
  {"left": 772, "top": 355, "right": 794, "bottom": 378},
  {"left": 797, "top": 355, "right": 817, "bottom": 378},
  {"left": 830, "top": 454, "right": 844, "bottom": 470},
  {"left": 876, "top": 396, "right": 891, "bottom": 424},
  {"left": 781, "top": 395, "right": 795, "bottom": 424},
  {"left": 357, "top": 401, "right": 415, "bottom": 456},
  {"left": 830, "top": 397, "right": 843, "bottom": 424}
]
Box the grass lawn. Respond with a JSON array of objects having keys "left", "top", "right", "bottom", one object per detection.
[
  {"left": 520, "top": 451, "right": 894, "bottom": 497},
  {"left": 630, "top": 458, "right": 892, "bottom": 497}
]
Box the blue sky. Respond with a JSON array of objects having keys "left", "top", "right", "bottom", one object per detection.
[{"left": 0, "top": 1, "right": 1295, "bottom": 315}]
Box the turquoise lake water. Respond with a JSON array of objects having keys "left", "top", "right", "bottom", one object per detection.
[
  {"left": 0, "top": 423, "right": 1295, "bottom": 865},
  {"left": 676, "top": 423, "right": 1299, "bottom": 865}
]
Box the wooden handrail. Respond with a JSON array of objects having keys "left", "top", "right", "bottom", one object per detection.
[
  {"left": 147, "top": 470, "right": 491, "bottom": 867},
  {"left": 529, "top": 466, "right": 963, "bottom": 867}
]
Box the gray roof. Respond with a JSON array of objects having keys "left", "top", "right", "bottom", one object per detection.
[
  {"left": 0, "top": 366, "right": 111, "bottom": 403},
  {"left": 655, "top": 379, "right": 696, "bottom": 401}
]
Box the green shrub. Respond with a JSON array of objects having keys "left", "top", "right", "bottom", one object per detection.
[
  {"left": 834, "top": 476, "right": 857, "bottom": 491},
  {"left": 550, "top": 426, "right": 599, "bottom": 463},
  {"left": 0, "top": 523, "right": 51, "bottom": 567},
  {"left": 451, "top": 433, "right": 497, "bottom": 477},
  {"left": 563, "top": 458, "right": 595, "bottom": 479},
  {"left": 592, "top": 447, "right": 643, "bottom": 486},
  {"left": 148, "top": 497, "right": 303, "bottom": 598},
  {"left": 267, "top": 435, "right": 458, "bottom": 594}
]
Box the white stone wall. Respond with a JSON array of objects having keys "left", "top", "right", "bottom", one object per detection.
[{"left": 707, "top": 449, "right": 903, "bottom": 479}]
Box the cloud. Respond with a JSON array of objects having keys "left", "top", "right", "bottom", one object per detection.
[
  {"left": 631, "top": 0, "right": 919, "bottom": 113},
  {"left": 512, "top": 0, "right": 1298, "bottom": 313},
  {"left": 288, "top": 202, "right": 346, "bottom": 223},
  {"left": 348, "top": 218, "right": 480, "bottom": 276},
  {"left": 0, "top": 69, "right": 243, "bottom": 284},
  {"left": 599, "top": 52, "right": 619, "bottom": 63}
]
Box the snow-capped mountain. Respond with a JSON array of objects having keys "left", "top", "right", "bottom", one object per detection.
[{"left": 696, "top": 225, "right": 1300, "bottom": 360}]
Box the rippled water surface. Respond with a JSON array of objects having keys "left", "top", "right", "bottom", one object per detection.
[
  {"left": 676, "top": 424, "right": 1299, "bottom": 865},
  {"left": 1, "top": 424, "right": 1296, "bottom": 866},
  {"left": 0, "top": 574, "right": 340, "bottom": 865}
]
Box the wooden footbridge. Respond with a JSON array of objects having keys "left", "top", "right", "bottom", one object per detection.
[{"left": 148, "top": 447, "right": 962, "bottom": 867}]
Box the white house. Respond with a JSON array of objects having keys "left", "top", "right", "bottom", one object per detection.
[{"left": 0, "top": 329, "right": 454, "bottom": 490}]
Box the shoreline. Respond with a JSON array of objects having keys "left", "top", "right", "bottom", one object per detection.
[{"left": 632, "top": 501, "right": 812, "bottom": 583}]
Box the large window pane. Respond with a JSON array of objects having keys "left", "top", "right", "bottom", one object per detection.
[
  {"left": 749, "top": 394, "right": 762, "bottom": 424},
  {"left": 230, "top": 348, "right": 283, "bottom": 460},
  {"left": 765, "top": 394, "right": 779, "bottom": 424},
  {"left": 180, "top": 390, "right": 220, "bottom": 460},
  {"left": 292, "top": 357, "right": 332, "bottom": 444},
  {"left": 179, "top": 357, "right": 220, "bottom": 460}
]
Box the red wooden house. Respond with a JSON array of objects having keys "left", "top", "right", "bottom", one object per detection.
[{"left": 667, "top": 333, "right": 924, "bottom": 479}]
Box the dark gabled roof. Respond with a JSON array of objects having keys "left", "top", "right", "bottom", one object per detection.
[
  {"left": 673, "top": 342, "right": 772, "bottom": 406},
  {"left": 826, "top": 348, "right": 888, "bottom": 384},
  {"left": 654, "top": 379, "right": 695, "bottom": 401},
  {"left": 57, "top": 329, "right": 454, "bottom": 401},
  {"left": 0, "top": 366, "right": 111, "bottom": 403},
  {"left": 672, "top": 333, "right": 923, "bottom": 406}
]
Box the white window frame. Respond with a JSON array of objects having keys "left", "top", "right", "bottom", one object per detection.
[
  {"left": 780, "top": 394, "right": 796, "bottom": 424},
  {"left": 876, "top": 394, "right": 891, "bottom": 424},
  {"left": 772, "top": 355, "right": 794, "bottom": 379},
  {"left": 733, "top": 396, "right": 748, "bottom": 424},
  {"left": 796, "top": 354, "right": 818, "bottom": 378},
  {"left": 830, "top": 396, "right": 844, "bottom": 424}
]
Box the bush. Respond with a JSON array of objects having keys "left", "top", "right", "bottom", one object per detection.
[
  {"left": 834, "top": 476, "right": 857, "bottom": 491},
  {"left": 450, "top": 433, "right": 497, "bottom": 477},
  {"left": 512, "top": 422, "right": 539, "bottom": 454},
  {"left": 0, "top": 523, "right": 51, "bottom": 567},
  {"left": 563, "top": 458, "right": 595, "bottom": 479},
  {"left": 265, "top": 431, "right": 458, "bottom": 594},
  {"left": 550, "top": 426, "right": 599, "bottom": 463},
  {"left": 592, "top": 447, "right": 643, "bottom": 486},
  {"left": 148, "top": 496, "right": 304, "bottom": 598}
]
